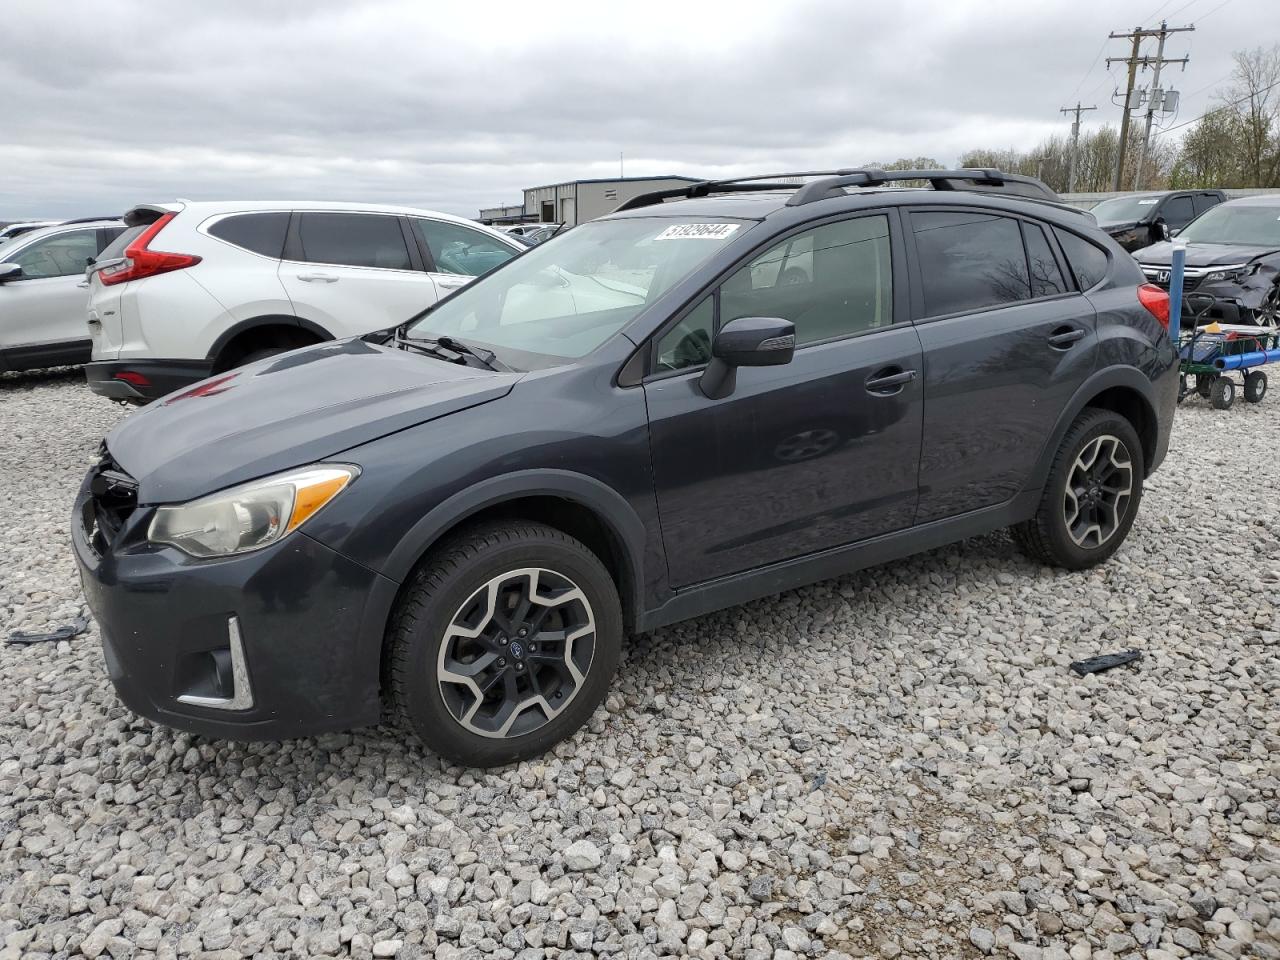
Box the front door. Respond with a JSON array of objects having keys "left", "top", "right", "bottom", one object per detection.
[
  {"left": 906, "top": 209, "right": 1099, "bottom": 522},
  {"left": 643, "top": 212, "right": 925, "bottom": 587},
  {"left": 409, "top": 218, "right": 521, "bottom": 301}
]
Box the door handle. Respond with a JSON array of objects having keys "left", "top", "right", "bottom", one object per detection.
[
  {"left": 77, "top": 281, "right": 89, "bottom": 289},
  {"left": 436, "top": 278, "right": 467, "bottom": 289},
  {"left": 297, "top": 272, "right": 338, "bottom": 283},
  {"left": 1048, "top": 327, "right": 1086, "bottom": 348},
  {"left": 865, "top": 367, "right": 918, "bottom": 395}
]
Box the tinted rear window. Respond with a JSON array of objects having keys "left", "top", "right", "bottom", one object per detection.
[
  {"left": 208, "top": 212, "right": 289, "bottom": 258},
  {"left": 297, "top": 213, "right": 412, "bottom": 270},
  {"left": 1053, "top": 228, "right": 1109, "bottom": 290},
  {"left": 1023, "top": 223, "right": 1067, "bottom": 298}
]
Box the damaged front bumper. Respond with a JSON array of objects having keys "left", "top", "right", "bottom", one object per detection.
[{"left": 1139, "top": 259, "right": 1280, "bottom": 325}]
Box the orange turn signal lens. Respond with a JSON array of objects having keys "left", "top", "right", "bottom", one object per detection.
[{"left": 286, "top": 471, "right": 356, "bottom": 533}]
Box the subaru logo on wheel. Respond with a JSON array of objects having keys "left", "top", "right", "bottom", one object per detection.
[{"left": 509, "top": 640, "right": 525, "bottom": 659}]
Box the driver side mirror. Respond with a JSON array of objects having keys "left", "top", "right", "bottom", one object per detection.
[
  {"left": 699, "top": 315, "right": 796, "bottom": 400},
  {"left": 0, "top": 262, "right": 23, "bottom": 284}
]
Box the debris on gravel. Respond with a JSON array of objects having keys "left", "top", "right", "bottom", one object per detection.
[{"left": 1, "top": 370, "right": 1277, "bottom": 959}]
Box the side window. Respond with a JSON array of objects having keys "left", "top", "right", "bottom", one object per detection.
[
  {"left": 209, "top": 212, "right": 289, "bottom": 258},
  {"left": 911, "top": 211, "right": 1030, "bottom": 316},
  {"left": 296, "top": 213, "right": 411, "bottom": 270},
  {"left": 414, "top": 220, "right": 516, "bottom": 277},
  {"left": 1023, "top": 223, "right": 1067, "bottom": 298},
  {"left": 721, "top": 215, "right": 893, "bottom": 346},
  {"left": 1193, "top": 193, "right": 1221, "bottom": 216},
  {"left": 1053, "top": 228, "right": 1109, "bottom": 290},
  {"left": 655, "top": 297, "right": 714, "bottom": 372},
  {"left": 1163, "top": 195, "right": 1195, "bottom": 228},
  {"left": 98, "top": 227, "right": 126, "bottom": 254},
  {"left": 11, "top": 229, "right": 100, "bottom": 279}
]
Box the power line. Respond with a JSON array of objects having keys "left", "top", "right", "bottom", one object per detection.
[
  {"left": 1068, "top": 36, "right": 1112, "bottom": 102},
  {"left": 1152, "top": 76, "right": 1280, "bottom": 137}
]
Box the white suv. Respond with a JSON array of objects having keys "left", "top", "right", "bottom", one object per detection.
[
  {"left": 85, "top": 201, "right": 523, "bottom": 400},
  {"left": 1, "top": 218, "right": 125, "bottom": 372}
]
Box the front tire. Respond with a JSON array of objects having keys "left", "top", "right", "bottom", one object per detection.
[
  {"left": 388, "top": 521, "right": 623, "bottom": 767},
  {"left": 1013, "top": 408, "right": 1144, "bottom": 570}
]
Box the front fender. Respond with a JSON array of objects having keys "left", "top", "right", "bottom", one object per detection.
[{"left": 381, "top": 468, "right": 648, "bottom": 600}]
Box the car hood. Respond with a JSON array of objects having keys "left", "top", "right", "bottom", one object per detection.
[
  {"left": 1133, "top": 241, "right": 1280, "bottom": 267},
  {"left": 1099, "top": 219, "right": 1143, "bottom": 232},
  {"left": 107, "top": 338, "right": 520, "bottom": 504}
]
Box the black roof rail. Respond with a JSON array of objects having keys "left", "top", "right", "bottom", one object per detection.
[
  {"left": 612, "top": 168, "right": 1065, "bottom": 214},
  {"left": 59, "top": 215, "right": 123, "bottom": 225},
  {"left": 785, "top": 169, "right": 1058, "bottom": 205}
]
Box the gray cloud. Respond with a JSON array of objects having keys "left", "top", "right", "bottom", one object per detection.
[{"left": 0, "top": 0, "right": 1261, "bottom": 219}]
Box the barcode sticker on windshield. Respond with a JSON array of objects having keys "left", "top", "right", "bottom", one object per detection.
[
  {"left": 1138, "top": 199, "right": 1158, "bottom": 205},
  {"left": 655, "top": 223, "right": 741, "bottom": 241}
]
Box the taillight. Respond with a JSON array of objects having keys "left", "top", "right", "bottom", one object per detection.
[
  {"left": 1137, "top": 283, "right": 1171, "bottom": 330},
  {"left": 98, "top": 213, "right": 200, "bottom": 286},
  {"left": 113, "top": 371, "right": 151, "bottom": 387}
]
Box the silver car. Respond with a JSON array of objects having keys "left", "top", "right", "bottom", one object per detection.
[{"left": 0, "top": 218, "right": 124, "bottom": 372}]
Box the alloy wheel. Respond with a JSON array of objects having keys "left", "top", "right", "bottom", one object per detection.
[
  {"left": 437, "top": 567, "right": 596, "bottom": 739},
  {"left": 1063, "top": 434, "right": 1133, "bottom": 549}
]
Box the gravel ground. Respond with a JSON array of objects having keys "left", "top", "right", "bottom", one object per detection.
[{"left": 1, "top": 367, "right": 1277, "bottom": 960}]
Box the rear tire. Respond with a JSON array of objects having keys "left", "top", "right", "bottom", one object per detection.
[
  {"left": 1211, "top": 377, "right": 1236, "bottom": 410},
  {"left": 388, "top": 521, "right": 623, "bottom": 767},
  {"left": 1194, "top": 373, "right": 1215, "bottom": 398},
  {"left": 1013, "top": 408, "right": 1144, "bottom": 570},
  {"left": 1244, "top": 371, "right": 1267, "bottom": 404}
]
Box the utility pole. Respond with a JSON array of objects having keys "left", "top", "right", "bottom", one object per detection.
[
  {"left": 1060, "top": 102, "right": 1097, "bottom": 192},
  {"left": 1133, "top": 21, "right": 1192, "bottom": 189},
  {"left": 1106, "top": 21, "right": 1192, "bottom": 191},
  {"left": 1107, "top": 27, "right": 1144, "bottom": 191}
]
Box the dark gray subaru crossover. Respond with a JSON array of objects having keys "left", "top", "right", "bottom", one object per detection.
[{"left": 73, "top": 169, "right": 1178, "bottom": 766}]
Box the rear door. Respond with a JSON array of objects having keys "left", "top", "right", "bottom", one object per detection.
[
  {"left": 908, "top": 208, "right": 1098, "bottom": 522},
  {"left": 1192, "top": 192, "right": 1222, "bottom": 218},
  {"left": 1160, "top": 194, "right": 1197, "bottom": 233},
  {"left": 643, "top": 211, "right": 924, "bottom": 586},
  {"left": 0, "top": 226, "right": 101, "bottom": 360},
  {"left": 409, "top": 218, "right": 521, "bottom": 299},
  {"left": 278, "top": 212, "right": 438, "bottom": 335}
]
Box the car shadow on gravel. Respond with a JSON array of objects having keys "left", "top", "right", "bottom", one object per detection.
[{"left": 0, "top": 365, "right": 86, "bottom": 392}]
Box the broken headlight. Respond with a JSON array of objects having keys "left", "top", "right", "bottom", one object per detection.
[
  {"left": 148, "top": 465, "right": 359, "bottom": 558},
  {"left": 1204, "top": 264, "right": 1252, "bottom": 283}
]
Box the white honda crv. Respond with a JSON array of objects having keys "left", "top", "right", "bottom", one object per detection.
[{"left": 84, "top": 201, "right": 523, "bottom": 400}]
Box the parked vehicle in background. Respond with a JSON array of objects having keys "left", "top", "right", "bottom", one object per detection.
[
  {"left": 521, "top": 224, "right": 563, "bottom": 245},
  {"left": 0, "top": 218, "right": 125, "bottom": 372},
  {"left": 1133, "top": 195, "right": 1280, "bottom": 326},
  {"left": 74, "top": 168, "right": 1176, "bottom": 766},
  {"left": 0, "top": 220, "right": 61, "bottom": 242},
  {"left": 84, "top": 201, "right": 524, "bottom": 401},
  {"left": 1090, "top": 190, "right": 1225, "bottom": 252},
  {"left": 505, "top": 223, "right": 561, "bottom": 237}
]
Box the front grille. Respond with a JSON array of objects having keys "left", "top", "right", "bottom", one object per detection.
[{"left": 83, "top": 449, "right": 138, "bottom": 556}]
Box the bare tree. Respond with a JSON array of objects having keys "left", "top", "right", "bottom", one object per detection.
[{"left": 1222, "top": 44, "right": 1280, "bottom": 187}]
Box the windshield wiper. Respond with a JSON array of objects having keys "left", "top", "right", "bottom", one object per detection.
[{"left": 395, "top": 331, "right": 510, "bottom": 372}]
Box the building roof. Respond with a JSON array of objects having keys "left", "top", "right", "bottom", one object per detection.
[{"left": 524, "top": 175, "right": 701, "bottom": 192}]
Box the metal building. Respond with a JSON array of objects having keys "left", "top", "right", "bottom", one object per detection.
[{"left": 479, "top": 175, "right": 701, "bottom": 227}]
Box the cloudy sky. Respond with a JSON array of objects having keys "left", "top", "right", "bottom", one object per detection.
[{"left": 0, "top": 0, "right": 1260, "bottom": 220}]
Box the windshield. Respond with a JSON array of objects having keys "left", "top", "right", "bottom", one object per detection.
[
  {"left": 405, "top": 217, "right": 752, "bottom": 368},
  {"left": 1089, "top": 195, "right": 1161, "bottom": 224},
  {"left": 1178, "top": 203, "right": 1280, "bottom": 246}
]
